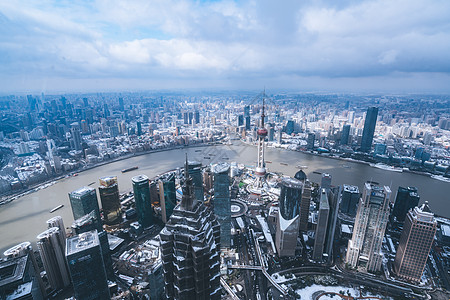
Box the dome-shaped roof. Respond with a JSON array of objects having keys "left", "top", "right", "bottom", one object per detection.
[{"left": 294, "top": 169, "right": 307, "bottom": 181}]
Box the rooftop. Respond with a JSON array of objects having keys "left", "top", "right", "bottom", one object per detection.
[
  {"left": 66, "top": 230, "right": 100, "bottom": 255},
  {"left": 212, "top": 162, "right": 230, "bottom": 174},
  {"left": 281, "top": 177, "right": 303, "bottom": 189},
  {"left": 132, "top": 174, "right": 149, "bottom": 183},
  {"left": 0, "top": 256, "right": 27, "bottom": 287},
  {"left": 343, "top": 184, "right": 359, "bottom": 193},
  {"left": 70, "top": 186, "right": 95, "bottom": 197}
]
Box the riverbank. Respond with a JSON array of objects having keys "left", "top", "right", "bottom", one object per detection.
[{"left": 0, "top": 143, "right": 212, "bottom": 205}]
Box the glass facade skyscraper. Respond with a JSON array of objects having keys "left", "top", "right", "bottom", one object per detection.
[
  {"left": 68, "top": 186, "right": 101, "bottom": 224},
  {"left": 213, "top": 162, "right": 231, "bottom": 248},
  {"left": 392, "top": 186, "right": 420, "bottom": 223},
  {"left": 158, "top": 173, "right": 176, "bottom": 223},
  {"left": 66, "top": 230, "right": 110, "bottom": 300},
  {"left": 360, "top": 107, "right": 378, "bottom": 152},
  {"left": 98, "top": 176, "right": 121, "bottom": 225},
  {"left": 188, "top": 160, "right": 203, "bottom": 202},
  {"left": 132, "top": 175, "right": 153, "bottom": 228}
]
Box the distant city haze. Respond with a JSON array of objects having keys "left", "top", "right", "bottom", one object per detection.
[{"left": 0, "top": 142, "right": 448, "bottom": 253}]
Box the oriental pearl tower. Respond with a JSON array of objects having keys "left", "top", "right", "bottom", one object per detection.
[{"left": 252, "top": 95, "right": 268, "bottom": 192}]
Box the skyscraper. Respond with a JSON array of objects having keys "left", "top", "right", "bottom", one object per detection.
[
  {"left": 70, "top": 122, "right": 82, "bottom": 151},
  {"left": 346, "top": 183, "right": 391, "bottom": 272},
  {"left": 313, "top": 189, "right": 330, "bottom": 261},
  {"left": 160, "top": 158, "right": 221, "bottom": 300},
  {"left": 47, "top": 216, "right": 66, "bottom": 252},
  {"left": 99, "top": 176, "right": 122, "bottom": 225},
  {"left": 66, "top": 230, "right": 110, "bottom": 300},
  {"left": 360, "top": 107, "right": 378, "bottom": 152},
  {"left": 0, "top": 254, "right": 44, "bottom": 300},
  {"left": 275, "top": 177, "right": 303, "bottom": 256},
  {"left": 159, "top": 173, "right": 176, "bottom": 223},
  {"left": 307, "top": 133, "right": 315, "bottom": 150},
  {"left": 36, "top": 227, "right": 71, "bottom": 290},
  {"left": 72, "top": 211, "right": 113, "bottom": 279},
  {"left": 340, "top": 185, "right": 360, "bottom": 217},
  {"left": 299, "top": 180, "right": 312, "bottom": 232},
  {"left": 188, "top": 160, "right": 204, "bottom": 202},
  {"left": 321, "top": 173, "right": 332, "bottom": 190},
  {"left": 394, "top": 202, "right": 437, "bottom": 282},
  {"left": 341, "top": 124, "right": 351, "bottom": 145},
  {"left": 392, "top": 186, "right": 420, "bottom": 223},
  {"left": 132, "top": 175, "right": 153, "bottom": 227},
  {"left": 69, "top": 186, "right": 101, "bottom": 225},
  {"left": 3, "top": 242, "right": 46, "bottom": 298},
  {"left": 213, "top": 162, "right": 231, "bottom": 248}
]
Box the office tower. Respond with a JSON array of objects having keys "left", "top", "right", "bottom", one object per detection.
[
  {"left": 321, "top": 173, "right": 332, "bottom": 190},
  {"left": 392, "top": 187, "right": 420, "bottom": 223},
  {"left": 66, "top": 230, "right": 110, "bottom": 300},
  {"left": 313, "top": 189, "right": 330, "bottom": 261},
  {"left": 159, "top": 173, "right": 176, "bottom": 223},
  {"left": 346, "top": 183, "right": 391, "bottom": 272},
  {"left": 374, "top": 143, "right": 386, "bottom": 155},
  {"left": 188, "top": 160, "right": 204, "bottom": 202},
  {"left": 244, "top": 105, "right": 250, "bottom": 117},
  {"left": 285, "top": 120, "right": 294, "bottom": 135},
  {"left": 3, "top": 242, "right": 46, "bottom": 298},
  {"left": 237, "top": 115, "right": 244, "bottom": 127},
  {"left": 99, "top": 176, "right": 121, "bottom": 225},
  {"left": 213, "top": 162, "right": 231, "bottom": 248},
  {"left": 360, "top": 107, "right": 378, "bottom": 152},
  {"left": 341, "top": 124, "right": 351, "bottom": 145},
  {"left": 70, "top": 122, "right": 82, "bottom": 151},
  {"left": 245, "top": 115, "right": 251, "bottom": 130},
  {"left": 132, "top": 175, "right": 153, "bottom": 227},
  {"left": 203, "top": 167, "right": 213, "bottom": 192},
  {"left": 307, "top": 133, "right": 315, "bottom": 150},
  {"left": 275, "top": 177, "right": 303, "bottom": 256},
  {"left": 277, "top": 130, "right": 283, "bottom": 144},
  {"left": 150, "top": 180, "right": 159, "bottom": 206},
  {"left": 268, "top": 126, "right": 274, "bottom": 141},
  {"left": 118, "top": 97, "right": 124, "bottom": 111},
  {"left": 137, "top": 121, "right": 142, "bottom": 136},
  {"left": 340, "top": 185, "right": 360, "bottom": 217},
  {"left": 69, "top": 186, "right": 101, "bottom": 225},
  {"left": 72, "top": 212, "right": 113, "bottom": 278},
  {"left": 47, "top": 216, "right": 66, "bottom": 252},
  {"left": 160, "top": 158, "right": 221, "bottom": 300},
  {"left": 0, "top": 255, "right": 44, "bottom": 300},
  {"left": 324, "top": 187, "right": 340, "bottom": 262},
  {"left": 394, "top": 202, "right": 437, "bottom": 282},
  {"left": 36, "top": 227, "right": 71, "bottom": 290},
  {"left": 299, "top": 180, "right": 312, "bottom": 231},
  {"left": 195, "top": 111, "right": 200, "bottom": 124}
]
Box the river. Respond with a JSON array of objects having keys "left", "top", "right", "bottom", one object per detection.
[{"left": 0, "top": 141, "right": 449, "bottom": 253}]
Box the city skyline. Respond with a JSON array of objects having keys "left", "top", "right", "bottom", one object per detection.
[{"left": 1, "top": 0, "right": 450, "bottom": 93}]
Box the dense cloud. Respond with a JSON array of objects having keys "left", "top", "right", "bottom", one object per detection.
[{"left": 0, "top": 0, "right": 450, "bottom": 92}]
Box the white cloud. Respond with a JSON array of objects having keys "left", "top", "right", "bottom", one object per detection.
[{"left": 0, "top": 0, "right": 449, "bottom": 92}]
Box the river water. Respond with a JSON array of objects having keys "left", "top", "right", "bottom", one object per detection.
[{"left": 0, "top": 141, "right": 449, "bottom": 253}]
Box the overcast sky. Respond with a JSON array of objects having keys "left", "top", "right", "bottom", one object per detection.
[{"left": 1, "top": 0, "right": 450, "bottom": 93}]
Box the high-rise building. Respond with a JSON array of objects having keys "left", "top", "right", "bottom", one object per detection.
[
  {"left": 313, "top": 189, "right": 330, "bottom": 261},
  {"left": 132, "top": 175, "right": 153, "bottom": 227},
  {"left": 0, "top": 255, "right": 44, "bottom": 300},
  {"left": 360, "top": 107, "right": 378, "bottom": 152},
  {"left": 36, "top": 227, "right": 71, "bottom": 290},
  {"left": 307, "top": 133, "right": 315, "bottom": 150},
  {"left": 66, "top": 230, "right": 110, "bottom": 300},
  {"left": 275, "top": 177, "right": 303, "bottom": 257},
  {"left": 160, "top": 158, "right": 221, "bottom": 300},
  {"left": 203, "top": 167, "right": 213, "bottom": 192},
  {"left": 99, "top": 176, "right": 121, "bottom": 225},
  {"left": 46, "top": 216, "right": 66, "bottom": 252},
  {"left": 69, "top": 186, "right": 101, "bottom": 225},
  {"left": 340, "top": 185, "right": 360, "bottom": 217},
  {"left": 324, "top": 187, "right": 340, "bottom": 263},
  {"left": 213, "top": 162, "right": 231, "bottom": 248},
  {"left": 3, "top": 242, "right": 46, "bottom": 298},
  {"left": 321, "top": 173, "right": 332, "bottom": 190},
  {"left": 346, "top": 183, "right": 391, "bottom": 272},
  {"left": 72, "top": 212, "right": 113, "bottom": 279},
  {"left": 70, "top": 122, "right": 82, "bottom": 151},
  {"left": 341, "top": 124, "right": 351, "bottom": 145},
  {"left": 394, "top": 202, "right": 437, "bottom": 282},
  {"left": 299, "top": 180, "right": 312, "bottom": 232},
  {"left": 392, "top": 187, "right": 420, "bottom": 223},
  {"left": 159, "top": 173, "right": 176, "bottom": 223},
  {"left": 188, "top": 160, "right": 203, "bottom": 202}
]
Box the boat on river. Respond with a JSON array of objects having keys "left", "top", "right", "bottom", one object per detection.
[
  {"left": 122, "top": 166, "right": 139, "bottom": 173},
  {"left": 370, "top": 163, "right": 403, "bottom": 173},
  {"left": 50, "top": 204, "right": 64, "bottom": 213}
]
